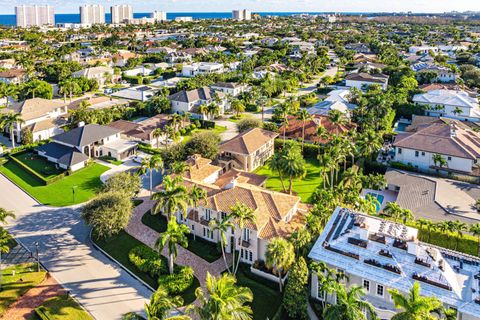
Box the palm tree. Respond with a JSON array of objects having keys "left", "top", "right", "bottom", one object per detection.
[
  {"left": 452, "top": 107, "right": 463, "bottom": 116},
  {"left": 0, "top": 112, "right": 24, "bottom": 148},
  {"left": 425, "top": 220, "right": 436, "bottom": 242},
  {"left": 139, "top": 156, "right": 164, "bottom": 196},
  {"left": 145, "top": 286, "right": 183, "bottom": 320},
  {"left": 265, "top": 237, "right": 294, "bottom": 292},
  {"left": 155, "top": 217, "right": 189, "bottom": 274},
  {"left": 0, "top": 208, "right": 15, "bottom": 225},
  {"left": 470, "top": 223, "right": 480, "bottom": 256},
  {"left": 207, "top": 103, "right": 220, "bottom": 119},
  {"left": 152, "top": 175, "right": 190, "bottom": 219},
  {"left": 317, "top": 152, "right": 334, "bottom": 189},
  {"left": 209, "top": 217, "right": 234, "bottom": 273},
  {"left": 282, "top": 145, "right": 307, "bottom": 194},
  {"left": 452, "top": 220, "right": 467, "bottom": 250},
  {"left": 400, "top": 209, "right": 414, "bottom": 224},
  {"left": 152, "top": 128, "right": 163, "bottom": 149},
  {"left": 432, "top": 154, "right": 448, "bottom": 169},
  {"left": 269, "top": 152, "right": 287, "bottom": 193},
  {"left": 323, "top": 285, "right": 378, "bottom": 320},
  {"left": 231, "top": 99, "right": 245, "bottom": 118},
  {"left": 362, "top": 194, "right": 381, "bottom": 215},
  {"left": 229, "top": 202, "right": 256, "bottom": 275},
  {"left": 0, "top": 228, "right": 11, "bottom": 292},
  {"left": 189, "top": 185, "right": 207, "bottom": 208},
  {"left": 170, "top": 162, "right": 188, "bottom": 175},
  {"left": 296, "top": 108, "right": 312, "bottom": 151},
  {"left": 0, "top": 84, "right": 17, "bottom": 108},
  {"left": 190, "top": 272, "right": 253, "bottom": 320},
  {"left": 198, "top": 103, "right": 209, "bottom": 120},
  {"left": 278, "top": 105, "right": 291, "bottom": 147},
  {"left": 389, "top": 282, "right": 442, "bottom": 320},
  {"left": 383, "top": 202, "right": 403, "bottom": 222},
  {"left": 58, "top": 79, "right": 80, "bottom": 104}
]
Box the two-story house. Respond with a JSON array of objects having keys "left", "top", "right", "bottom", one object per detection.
[
  {"left": 217, "top": 128, "right": 278, "bottom": 172},
  {"left": 173, "top": 154, "right": 307, "bottom": 265},
  {"left": 36, "top": 123, "right": 137, "bottom": 171},
  {"left": 181, "top": 62, "right": 224, "bottom": 77},
  {"left": 168, "top": 87, "right": 226, "bottom": 118},
  {"left": 309, "top": 207, "right": 480, "bottom": 320},
  {"left": 72, "top": 66, "right": 117, "bottom": 87},
  {"left": 345, "top": 73, "right": 389, "bottom": 91},
  {"left": 1, "top": 98, "right": 68, "bottom": 143},
  {"left": 211, "top": 82, "right": 248, "bottom": 97},
  {"left": 413, "top": 89, "right": 480, "bottom": 122},
  {"left": 392, "top": 118, "right": 480, "bottom": 175}
]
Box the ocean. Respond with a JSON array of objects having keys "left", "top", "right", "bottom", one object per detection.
[{"left": 0, "top": 12, "right": 344, "bottom": 26}]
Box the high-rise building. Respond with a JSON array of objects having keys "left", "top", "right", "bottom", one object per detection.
[
  {"left": 232, "top": 9, "right": 252, "bottom": 21},
  {"left": 150, "top": 11, "right": 167, "bottom": 22},
  {"left": 110, "top": 5, "right": 133, "bottom": 24},
  {"left": 80, "top": 5, "right": 105, "bottom": 25},
  {"left": 15, "top": 5, "right": 55, "bottom": 28}
]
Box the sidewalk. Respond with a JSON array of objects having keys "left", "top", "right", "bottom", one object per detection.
[
  {"left": 1, "top": 273, "right": 65, "bottom": 320},
  {"left": 125, "top": 197, "right": 231, "bottom": 287}
]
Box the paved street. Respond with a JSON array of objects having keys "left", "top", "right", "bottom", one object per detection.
[{"left": 0, "top": 174, "right": 152, "bottom": 320}]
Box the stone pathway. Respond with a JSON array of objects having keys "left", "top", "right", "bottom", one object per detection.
[
  {"left": 1, "top": 273, "right": 65, "bottom": 320},
  {"left": 125, "top": 197, "right": 231, "bottom": 287}
]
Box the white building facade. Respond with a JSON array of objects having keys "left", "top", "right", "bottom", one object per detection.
[
  {"left": 15, "top": 5, "right": 54, "bottom": 28},
  {"left": 110, "top": 5, "right": 133, "bottom": 24},
  {"left": 80, "top": 5, "right": 105, "bottom": 25}
]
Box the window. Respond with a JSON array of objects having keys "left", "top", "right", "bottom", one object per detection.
[
  {"left": 317, "top": 281, "right": 326, "bottom": 301},
  {"left": 249, "top": 251, "right": 253, "bottom": 261},
  {"left": 241, "top": 249, "right": 244, "bottom": 258},
  {"left": 398, "top": 148, "right": 402, "bottom": 154},
  {"left": 415, "top": 151, "right": 419, "bottom": 157},
  {"left": 376, "top": 284, "right": 384, "bottom": 297},
  {"left": 447, "top": 156, "right": 452, "bottom": 161},
  {"left": 205, "top": 209, "right": 211, "bottom": 221},
  {"left": 421, "top": 152, "right": 425, "bottom": 156},
  {"left": 191, "top": 225, "right": 195, "bottom": 231},
  {"left": 243, "top": 228, "right": 250, "bottom": 242},
  {"left": 363, "top": 280, "right": 370, "bottom": 292},
  {"left": 221, "top": 212, "right": 227, "bottom": 220}
]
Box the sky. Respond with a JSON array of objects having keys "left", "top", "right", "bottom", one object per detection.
[{"left": 2, "top": 0, "right": 480, "bottom": 14}]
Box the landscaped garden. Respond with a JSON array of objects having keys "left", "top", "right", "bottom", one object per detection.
[
  {"left": 93, "top": 230, "right": 200, "bottom": 305},
  {"left": 0, "top": 263, "right": 46, "bottom": 316},
  {"left": 254, "top": 156, "right": 322, "bottom": 203},
  {"left": 31, "top": 294, "right": 93, "bottom": 320},
  {"left": 0, "top": 160, "right": 109, "bottom": 206},
  {"left": 12, "top": 152, "right": 64, "bottom": 179},
  {"left": 141, "top": 211, "right": 222, "bottom": 263}
]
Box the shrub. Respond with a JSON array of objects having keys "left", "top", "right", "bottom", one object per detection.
[
  {"left": 158, "top": 266, "right": 194, "bottom": 294},
  {"left": 262, "top": 122, "right": 279, "bottom": 133},
  {"left": 185, "top": 131, "right": 220, "bottom": 159},
  {"left": 390, "top": 161, "right": 417, "bottom": 172},
  {"left": 128, "top": 245, "right": 166, "bottom": 277},
  {"left": 237, "top": 117, "right": 261, "bottom": 133}
]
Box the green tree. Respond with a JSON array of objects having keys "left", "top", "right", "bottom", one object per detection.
[
  {"left": 209, "top": 217, "right": 234, "bottom": 273},
  {"left": 145, "top": 286, "right": 184, "bottom": 320},
  {"left": 389, "top": 282, "right": 442, "bottom": 320},
  {"left": 229, "top": 202, "right": 256, "bottom": 275},
  {"left": 152, "top": 128, "right": 164, "bottom": 149},
  {"left": 152, "top": 176, "right": 190, "bottom": 219},
  {"left": 265, "top": 237, "right": 295, "bottom": 292},
  {"left": 269, "top": 151, "right": 288, "bottom": 193},
  {"left": 296, "top": 108, "right": 312, "bottom": 151},
  {"left": 470, "top": 223, "right": 480, "bottom": 256},
  {"left": 184, "top": 131, "right": 221, "bottom": 159},
  {"left": 231, "top": 99, "right": 245, "bottom": 118},
  {"left": 155, "top": 217, "right": 190, "bottom": 274},
  {"left": 189, "top": 185, "right": 207, "bottom": 209},
  {"left": 139, "top": 155, "right": 164, "bottom": 196},
  {"left": 432, "top": 154, "right": 448, "bottom": 169},
  {"left": 190, "top": 272, "right": 253, "bottom": 320},
  {"left": 282, "top": 257, "right": 309, "bottom": 319},
  {"left": 323, "top": 285, "right": 378, "bottom": 320},
  {"left": 0, "top": 112, "right": 24, "bottom": 148},
  {"left": 0, "top": 208, "right": 15, "bottom": 224},
  {"left": 282, "top": 144, "right": 307, "bottom": 194},
  {"left": 102, "top": 172, "right": 141, "bottom": 198},
  {"left": 82, "top": 191, "right": 133, "bottom": 239}
]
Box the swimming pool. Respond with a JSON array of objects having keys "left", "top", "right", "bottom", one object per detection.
[{"left": 366, "top": 192, "right": 385, "bottom": 212}]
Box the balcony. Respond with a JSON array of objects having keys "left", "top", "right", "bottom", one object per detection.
[{"left": 199, "top": 216, "right": 211, "bottom": 226}]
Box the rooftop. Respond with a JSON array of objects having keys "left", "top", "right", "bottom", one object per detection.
[
  {"left": 219, "top": 127, "right": 278, "bottom": 155},
  {"left": 413, "top": 90, "right": 479, "bottom": 109}
]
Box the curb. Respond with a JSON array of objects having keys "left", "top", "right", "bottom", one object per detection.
[
  {"left": 89, "top": 229, "right": 156, "bottom": 293},
  {"left": 0, "top": 171, "right": 43, "bottom": 205}
]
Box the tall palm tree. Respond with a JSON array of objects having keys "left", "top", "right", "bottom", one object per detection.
[
  {"left": 191, "top": 272, "right": 253, "bottom": 320},
  {"left": 207, "top": 103, "right": 220, "bottom": 119},
  {"left": 139, "top": 155, "right": 164, "bottom": 196},
  {"left": 152, "top": 128, "right": 163, "bottom": 149},
  {"left": 145, "top": 286, "right": 183, "bottom": 320},
  {"left": 470, "top": 223, "right": 480, "bottom": 256},
  {"left": 317, "top": 152, "right": 333, "bottom": 189},
  {"left": 424, "top": 220, "right": 436, "bottom": 243},
  {"left": 265, "top": 237, "right": 294, "bottom": 292},
  {"left": 0, "top": 112, "right": 24, "bottom": 148},
  {"left": 0, "top": 228, "right": 11, "bottom": 292},
  {"left": 229, "top": 202, "right": 256, "bottom": 275},
  {"left": 383, "top": 202, "right": 403, "bottom": 222},
  {"left": 189, "top": 185, "right": 207, "bottom": 208},
  {"left": 0, "top": 208, "right": 15, "bottom": 225},
  {"left": 296, "top": 108, "right": 312, "bottom": 151},
  {"left": 269, "top": 152, "right": 287, "bottom": 193},
  {"left": 155, "top": 217, "right": 189, "bottom": 274},
  {"left": 198, "top": 103, "right": 209, "bottom": 120},
  {"left": 282, "top": 145, "right": 307, "bottom": 194},
  {"left": 58, "top": 79, "right": 80, "bottom": 104},
  {"left": 152, "top": 176, "right": 190, "bottom": 219},
  {"left": 279, "top": 105, "right": 291, "bottom": 147},
  {"left": 323, "top": 285, "right": 378, "bottom": 320},
  {"left": 452, "top": 220, "right": 467, "bottom": 251},
  {"left": 389, "top": 282, "right": 442, "bottom": 320},
  {"left": 400, "top": 209, "right": 414, "bottom": 225},
  {"left": 209, "top": 217, "right": 234, "bottom": 273},
  {"left": 170, "top": 162, "right": 188, "bottom": 175}
]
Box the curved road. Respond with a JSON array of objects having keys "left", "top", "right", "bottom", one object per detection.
[{"left": 0, "top": 174, "right": 152, "bottom": 319}]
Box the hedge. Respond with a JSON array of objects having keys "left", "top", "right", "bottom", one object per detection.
[
  {"left": 128, "top": 245, "right": 167, "bottom": 278},
  {"left": 390, "top": 161, "right": 418, "bottom": 172},
  {"left": 35, "top": 306, "right": 53, "bottom": 320},
  {"left": 158, "top": 266, "right": 194, "bottom": 294},
  {"left": 7, "top": 153, "right": 66, "bottom": 186}
]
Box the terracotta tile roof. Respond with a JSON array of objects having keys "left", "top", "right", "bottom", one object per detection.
[
  {"left": 184, "top": 154, "right": 223, "bottom": 182},
  {"left": 3, "top": 98, "right": 66, "bottom": 121},
  {"left": 213, "top": 169, "right": 266, "bottom": 188},
  {"left": 278, "top": 115, "right": 354, "bottom": 143},
  {"left": 219, "top": 128, "right": 278, "bottom": 155}
]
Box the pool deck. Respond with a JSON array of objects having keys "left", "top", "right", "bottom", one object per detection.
[{"left": 361, "top": 188, "right": 399, "bottom": 213}]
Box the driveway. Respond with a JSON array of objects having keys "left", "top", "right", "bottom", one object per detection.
[
  {"left": 99, "top": 158, "right": 163, "bottom": 190},
  {"left": 0, "top": 174, "right": 152, "bottom": 319}
]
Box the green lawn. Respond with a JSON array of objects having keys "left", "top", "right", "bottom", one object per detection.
[
  {"left": 30, "top": 294, "right": 92, "bottom": 320},
  {"left": 235, "top": 264, "right": 282, "bottom": 320},
  {"left": 182, "top": 125, "right": 228, "bottom": 143},
  {"left": 0, "top": 263, "right": 46, "bottom": 316},
  {"left": 0, "top": 162, "right": 109, "bottom": 206},
  {"left": 12, "top": 152, "right": 64, "bottom": 179},
  {"left": 93, "top": 230, "right": 199, "bottom": 305},
  {"left": 254, "top": 157, "right": 322, "bottom": 203},
  {"left": 98, "top": 156, "right": 123, "bottom": 166},
  {"left": 417, "top": 227, "right": 479, "bottom": 257},
  {"left": 141, "top": 212, "right": 222, "bottom": 262}
]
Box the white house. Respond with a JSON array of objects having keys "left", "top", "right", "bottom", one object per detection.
[
  {"left": 413, "top": 89, "right": 480, "bottom": 122},
  {"left": 309, "top": 207, "right": 480, "bottom": 320},
  {"left": 181, "top": 62, "right": 224, "bottom": 77},
  {"left": 211, "top": 82, "right": 248, "bottom": 97},
  {"left": 408, "top": 45, "right": 439, "bottom": 54},
  {"left": 393, "top": 118, "right": 480, "bottom": 174},
  {"left": 111, "top": 85, "right": 158, "bottom": 102},
  {"left": 72, "top": 66, "right": 116, "bottom": 87},
  {"left": 411, "top": 63, "right": 457, "bottom": 83},
  {"left": 345, "top": 73, "right": 389, "bottom": 90},
  {"left": 123, "top": 66, "right": 154, "bottom": 77},
  {"left": 168, "top": 87, "right": 226, "bottom": 118}
]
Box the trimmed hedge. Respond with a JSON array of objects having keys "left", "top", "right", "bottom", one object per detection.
[
  {"left": 7, "top": 153, "right": 66, "bottom": 186},
  {"left": 158, "top": 266, "right": 194, "bottom": 295},
  {"left": 128, "top": 245, "right": 167, "bottom": 278},
  {"left": 390, "top": 161, "right": 418, "bottom": 172}
]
